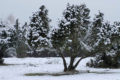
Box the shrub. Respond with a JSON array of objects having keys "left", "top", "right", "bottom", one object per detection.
[{"left": 87, "top": 52, "right": 120, "bottom": 68}]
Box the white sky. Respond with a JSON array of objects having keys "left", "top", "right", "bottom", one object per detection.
[{"left": 0, "top": 0, "right": 120, "bottom": 26}]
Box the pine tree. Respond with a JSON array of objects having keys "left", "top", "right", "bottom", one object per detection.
[
  {"left": 89, "top": 12, "right": 111, "bottom": 54},
  {"left": 8, "top": 19, "right": 28, "bottom": 57},
  {"left": 0, "top": 21, "right": 9, "bottom": 64},
  {"left": 51, "top": 4, "right": 92, "bottom": 72},
  {"left": 87, "top": 15, "right": 120, "bottom": 68},
  {"left": 28, "top": 5, "right": 51, "bottom": 53}
]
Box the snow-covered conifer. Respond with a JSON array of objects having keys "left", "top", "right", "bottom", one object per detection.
[{"left": 28, "top": 5, "right": 51, "bottom": 52}]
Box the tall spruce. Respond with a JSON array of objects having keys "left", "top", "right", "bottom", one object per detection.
[
  {"left": 28, "top": 5, "right": 51, "bottom": 53},
  {"left": 90, "top": 12, "right": 110, "bottom": 53},
  {"left": 8, "top": 19, "right": 28, "bottom": 57}
]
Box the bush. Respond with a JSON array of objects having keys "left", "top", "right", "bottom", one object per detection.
[
  {"left": 87, "top": 52, "right": 120, "bottom": 68},
  {"left": 4, "top": 47, "right": 17, "bottom": 57}
]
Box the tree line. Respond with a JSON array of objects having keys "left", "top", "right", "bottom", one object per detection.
[{"left": 0, "top": 4, "right": 120, "bottom": 71}]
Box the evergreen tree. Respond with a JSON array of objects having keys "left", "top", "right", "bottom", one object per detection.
[
  {"left": 8, "top": 19, "right": 28, "bottom": 57},
  {"left": 0, "top": 21, "right": 9, "bottom": 64},
  {"left": 28, "top": 5, "right": 51, "bottom": 53},
  {"left": 88, "top": 12, "right": 111, "bottom": 54},
  {"left": 87, "top": 15, "right": 120, "bottom": 68},
  {"left": 51, "top": 4, "right": 92, "bottom": 72},
  {"left": 111, "top": 22, "right": 120, "bottom": 52}
]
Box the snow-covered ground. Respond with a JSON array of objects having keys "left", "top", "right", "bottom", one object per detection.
[{"left": 0, "top": 57, "right": 120, "bottom": 80}]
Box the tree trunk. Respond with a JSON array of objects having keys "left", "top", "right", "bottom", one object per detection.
[
  {"left": 68, "top": 57, "right": 76, "bottom": 71},
  {"left": 58, "top": 52, "right": 68, "bottom": 72},
  {"left": 73, "top": 57, "right": 84, "bottom": 69},
  {"left": 61, "top": 56, "right": 84, "bottom": 72}
]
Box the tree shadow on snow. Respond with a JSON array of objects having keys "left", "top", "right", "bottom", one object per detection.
[
  {"left": 25, "top": 70, "right": 80, "bottom": 76},
  {"left": 0, "top": 63, "right": 22, "bottom": 66},
  {"left": 25, "top": 70, "right": 120, "bottom": 76}
]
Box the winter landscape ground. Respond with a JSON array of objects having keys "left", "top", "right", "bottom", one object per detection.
[
  {"left": 0, "top": 58, "right": 120, "bottom": 80},
  {"left": 0, "top": 1, "right": 120, "bottom": 80}
]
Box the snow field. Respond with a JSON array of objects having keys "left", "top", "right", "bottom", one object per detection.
[{"left": 0, "top": 57, "right": 120, "bottom": 80}]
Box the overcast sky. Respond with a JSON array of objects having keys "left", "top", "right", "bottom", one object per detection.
[{"left": 0, "top": 0, "right": 120, "bottom": 26}]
